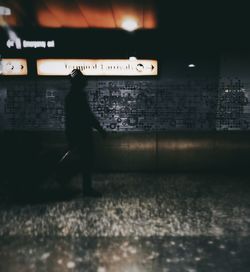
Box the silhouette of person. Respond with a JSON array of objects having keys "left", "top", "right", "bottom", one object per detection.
[{"left": 64, "top": 69, "right": 106, "bottom": 197}]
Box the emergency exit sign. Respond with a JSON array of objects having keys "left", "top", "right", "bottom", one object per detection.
[{"left": 37, "top": 59, "right": 158, "bottom": 76}]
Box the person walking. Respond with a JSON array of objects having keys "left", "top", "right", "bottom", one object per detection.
[{"left": 64, "top": 69, "right": 106, "bottom": 197}]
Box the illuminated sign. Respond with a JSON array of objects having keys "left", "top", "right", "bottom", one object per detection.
[
  {"left": 37, "top": 59, "right": 158, "bottom": 76},
  {"left": 0, "top": 59, "right": 28, "bottom": 75},
  {"left": 6, "top": 39, "right": 55, "bottom": 49}
]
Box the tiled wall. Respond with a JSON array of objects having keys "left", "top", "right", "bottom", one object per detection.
[
  {"left": 0, "top": 77, "right": 221, "bottom": 131},
  {"left": 1, "top": 54, "right": 250, "bottom": 131},
  {"left": 216, "top": 80, "right": 250, "bottom": 130},
  {"left": 216, "top": 53, "right": 250, "bottom": 130}
]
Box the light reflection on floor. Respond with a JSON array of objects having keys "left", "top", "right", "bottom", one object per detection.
[
  {"left": 0, "top": 173, "right": 250, "bottom": 271},
  {"left": 0, "top": 236, "right": 249, "bottom": 272}
]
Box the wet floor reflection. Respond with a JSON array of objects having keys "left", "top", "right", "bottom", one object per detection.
[
  {"left": 0, "top": 236, "right": 249, "bottom": 272},
  {"left": 0, "top": 173, "right": 250, "bottom": 271}
]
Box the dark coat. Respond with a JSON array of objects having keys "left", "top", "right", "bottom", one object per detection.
[{"left": 64, "top": 87, "right": 103, "bottom": 151}]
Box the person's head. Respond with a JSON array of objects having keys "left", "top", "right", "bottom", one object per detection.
[{"left": 69, "top": 69, "right": 87, "bottom": 89}]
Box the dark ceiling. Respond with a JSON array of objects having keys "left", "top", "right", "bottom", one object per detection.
[{"left": 0, "top": 0, "right": 249, "bottom": 55}]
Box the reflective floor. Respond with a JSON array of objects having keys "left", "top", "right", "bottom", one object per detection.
[{"left": 0, "top": 173, "right": 250, "bottom": 271}]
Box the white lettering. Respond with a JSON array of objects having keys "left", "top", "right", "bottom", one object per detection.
[
  {"left": 23, "top": 40, "right": 46, "bottom": 48},
  {"left": 37, "top": 59, "right": 158, "bottom": 76},
  {"left": 47, "top": 40, "right": 55, "bottom": 47}
]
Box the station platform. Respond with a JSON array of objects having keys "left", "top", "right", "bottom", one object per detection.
[{"left": 0, "top": 173, "right": 250, "bottom": 271}]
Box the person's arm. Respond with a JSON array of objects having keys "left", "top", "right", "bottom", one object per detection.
[{"left": 91, "top": 113, "right": 107, "bottom": 138}]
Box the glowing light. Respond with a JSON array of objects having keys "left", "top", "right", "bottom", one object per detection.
[
  {"left": 37, "top": 59, "right": 158, "bottom": 76},
  {"left": 0, "top": 59, "right": 28, "bottom": 75},
  {"left": 129, "top": 56, "right": 137, "bottom": 61},
  {"left": 188, "top": 64, "right": 196, "bottom": 68},
  {"left": 121, "top": 18, "right": 138, "bottom": 32},
  {"left": 0, "top": 6, "right": 11, "bottom": 16}
]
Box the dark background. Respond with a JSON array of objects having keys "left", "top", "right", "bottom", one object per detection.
[
  {"left": 1, "top": 1, "right": 250, "bottom": 179},
  {"left": 1, "top": 1, "right": 250, "bottom": 132}
]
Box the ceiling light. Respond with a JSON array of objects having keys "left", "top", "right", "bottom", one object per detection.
[
  {"left": 121, "top": 18, "right": 138, "bottom": 32},
  {"left": 129, "top": 56, "right": 137, "bottom": 61},
  {"left": 0, "top": 6, "right": 11, "bottom": 16},
  {"left": 188, "top": 64, "right": 196, "bottom": 68}
]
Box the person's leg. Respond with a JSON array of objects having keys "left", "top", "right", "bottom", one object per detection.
[
  {"left": 79, "top": 145, "right": 101, "bottom": 197},
  {"left": 82, "top": 168, "right": 92, "bottom": 191},
  {"left": 81, "top": 168, "right": 101, "bottom": 197}
]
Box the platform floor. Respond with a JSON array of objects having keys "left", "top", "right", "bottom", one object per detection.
[{"left": 0, "top": 173, "right": 250, "bottom": 271}]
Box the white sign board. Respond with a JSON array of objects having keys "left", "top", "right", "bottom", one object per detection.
[
  {"left": 0, "top": 59, "right": 28, "bottom": 75},
  {"left": 37, "top": 59, "right": 158, "bottom": 76}
]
